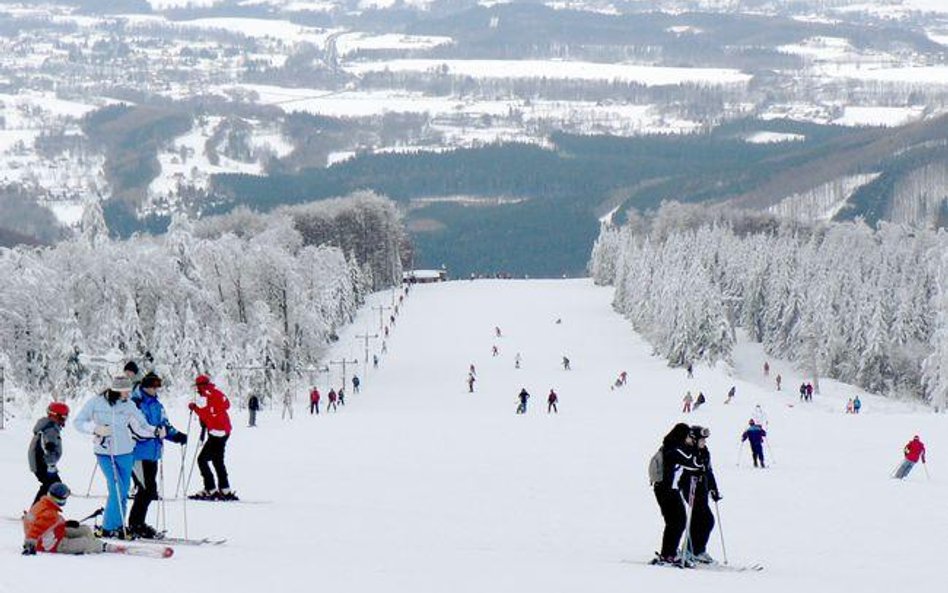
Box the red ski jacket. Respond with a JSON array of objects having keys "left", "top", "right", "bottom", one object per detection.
[
  {"left": 310, "top": 389, "right": 320, "bottom": 403},
  {"left": 190, "top": 382, "right": 232, "bottom": 435},
  {"left": 904, "top": 439, "right": 926, "bottom": 463},
  {"left": 22, "top": 496, "right": 66, "bottom": 552}
]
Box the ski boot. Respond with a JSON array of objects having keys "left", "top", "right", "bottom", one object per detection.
[
  {"left": 691, "top": 552, "right": 715, "bottom": 564},
  {"left": 216, "top": 489, "right": 239, "bottom": 501},
  {"left": 128, "top": 523, "right": 164, "bottom": 539},
  {"left": 188, "top": 489, "right": 216, "bottom": 501}
]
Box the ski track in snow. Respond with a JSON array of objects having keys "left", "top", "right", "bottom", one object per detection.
[{"left": 1, "top": 279, "right": 945, "bottom": 592}]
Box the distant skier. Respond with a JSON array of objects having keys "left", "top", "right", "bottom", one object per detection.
[
  {"left": 382, "top": 341, "right": 388, "bottom": 353},
  {"left": 853, "top": 396, "right": 861, "bottom": 414},
  {"left": 384, "top": 326, "right": 390, "bottom": 338},
  {"left": 893, "top": 435, "right": 926, "bottom": 479},
  {"left": 309, "top": 388, "right": 320, "bottom": 415},
  {"left": 327, "top": 388, "right": 338, "bottom": 412},
  {"left": 28, "top": 402, "right": 69, "bottom": 504},
  {"left": 516, "top": 388, "right": 530, "bottom": 414},
  {"left": 352, "top": 375, "right": 361, "bottom": 394},
  {"left": 686, "top": 363, "right": 694, "bottom": 379},
  {"left": 495, "top": 326, "right": 502, "bottom": 338},
  {"left": 547, "top": 389, "right": 558, "bottom": 414},
  {"left": 692, "top": 392, "right": 706, "bottom": 411},
  {"left": 805, "top": 383, "right": 813, "bottom": 401},
  {"left": 467, "top": 373, "right": 476, "bottom": 393},
  {"left": 248, "top": 393, "right": 260, "bottom": 427},
  {"left": 469, "top": 363, "right": 476, "bottom": 377},
  {"left": 373, "top": 354, "right": 379, "bottom": 369},
  {"left": 725, "top": 385, "right": 736, "bottom": 405},
  {"left": 775, "top": 374, "right": 782, "bottom": 391},
  {"left": 679, "top": 425, "right": 721, "bottom": 564},
  {"left": 846, "top": 398, "right": 854, "bottom": 414},
  {"left": 649, "top": 423, "right": 706, "bottom": 565},
  {"left": 188, "top": 375, "right": 237, "bottom": 501},
  {"left": 492, "top": 345, "right": 499, "bottom": 357},
  {"left": 799, "top": 383, "right": 807, "bottom": 401},
  {"left": 281, "top": 388, "right": 294, "bottom": 420},
  {"left": 619, "top": 371, "right": 627, "bottom": 385},
  {"left": 515, "top": 353, "right": 522, "bottom": 369},
  {"left": 741, "top": 419, "right": 767, "bottom": 468},
  {"left": 562, "top": 356, "right": 571, "bottom": 370},
  {"left": 763, "top": 361, "right": 770, "bottom": 376},
  {"left": 682, "top": 392, "right": 693, "bottom": 413},
  {"left": 338, "top": 387, "right": 346, "bottom": 406},
  {"left": 22, "top": 483, "right": 105, "bottom": 555}
]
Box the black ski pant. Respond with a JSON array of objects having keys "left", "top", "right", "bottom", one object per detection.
[
  {"left": 310, "top": 401, "right": 319, "bottom": 414},
  {"left": 129, "top": 459, "right": 158, "bottom": 527},
  {"left": 682, "top": 488, "right": 715, "bottom": 555},
  {"left": 548, "top": 402, "right": 557, "bottom": 413},
  {"left": 198, "top": 434, "right": 230, "bottom": 491},
  {"left": 33, "top": 471, "right": 61, "bottom": 504},
  {"left": 654, "top": 485, "right": 686, "bottom": 558},
  {"left": 751, "top": 445, "right": 765, "bottom": 468}
]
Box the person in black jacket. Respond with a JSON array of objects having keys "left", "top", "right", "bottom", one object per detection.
[
  {"left": 652, "top": 423, "right": 705, "bottom": 564},
  {"left": 679, "top": 425, "right": 721, "bottom": 564},
  {"left": 248, "top": 394, "right": 261, "bottom": 427},
  {"left": 28, "top": 402, "right": 69, "bottom": 504}
]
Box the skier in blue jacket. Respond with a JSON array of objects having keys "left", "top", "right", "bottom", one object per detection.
[
  {"left": 128, "top": 372, "right": 187, "bottom": 538},
  {"left": 74, "top": 376, "right": 160, "bottom": 538},
  {"left": 741, "top": 419, "right": 767, "bottom": 468}
]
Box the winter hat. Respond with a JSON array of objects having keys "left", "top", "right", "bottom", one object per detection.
[
  {"left": 748, "top": 419, "right": 756, "bottom": 426},
  {"left": 47, "top": 401, "right": 70, "bottom": 419},
  {"left": 124, "top": 361, "right": 140, "bottom": 376},
  {"left": 195, "top": 375, "right": 212, "bottom": 387},
  {"left": 48, "top": 482, "right": 70, "bottom": 506},
  {"left": 110, "top": 376, "right": 133, "bottom": 392},
  {"left": 141, "top": 372, "right": 162, "bottom": 389}
]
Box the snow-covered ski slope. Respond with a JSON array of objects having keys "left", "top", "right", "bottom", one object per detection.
[{"left": 1, "top": 279, "right": 945, "bottom": 592}]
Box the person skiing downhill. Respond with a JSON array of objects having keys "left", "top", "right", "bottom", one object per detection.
[
  {"left": 894, "top": 436, "right": 926, "bottom": 479},
  {"left": 562, "top": 356, "right": 571, "bottom": 370},
  {"left": 467, "top": 373, "right": 476, "bottom": 393},
  {"left": 547, "top": 389, "right": 558, "bottom": 414},
  {"left": 22, "top": 483, "right": 105, "bottom": 555},
  {"left": 516, "top": 388, "right": 530, "bottom": 414},
  {"left": 129, "top": 372, "right": 187, "bottom": 538},
  {"left": 74, "top": 376, "right": 159, "bottom": 538},
  {"left": 28, "top": 402, "right": 69, "bottom": 504},
  {"left": 650, "top": 423, "right": 706, "bottom": 565},
  {"left": 188, "top": 375, "right": 237, "bottom": 501},
  {"left": 679, "top": 425, "right": 721, "bottom": 564},
  {"left": 742, "top": 419, "right": 767, "bottom": 468},
  {"left": 725, "top": 385, "right": 736, "bottom": 404}
]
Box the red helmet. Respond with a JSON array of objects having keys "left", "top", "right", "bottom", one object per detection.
[
  {"left": 47, "top": 402, "right": 70, "bottom": 419},
  {"left": 195, "top": 375, "right": 211, "bottom": 387}
]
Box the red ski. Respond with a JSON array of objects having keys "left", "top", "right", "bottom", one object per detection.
[{"left": 104, "top": 543, "right": 174, "bottom": 559}]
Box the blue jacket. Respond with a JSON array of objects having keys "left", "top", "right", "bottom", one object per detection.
[
  {"left": 742, "top": 425, "right": 767, "bottom": 449},
  {"left": 131, "top": 387, "right": 180, "bottom": 461},
  {"left": 74, "top": 393, "right": 156, "bottom": 456}
]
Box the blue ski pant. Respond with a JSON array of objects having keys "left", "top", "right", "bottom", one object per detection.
[
  {"left": 97, "top": 453, "right": 134, "bottom": 530},
  {"left": 894, "top": 459, "right": 915, "bottom": 479}
]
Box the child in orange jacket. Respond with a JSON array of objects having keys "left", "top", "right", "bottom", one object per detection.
[{"left": 22, "top": 483, "right": 104, "bottom": 555}]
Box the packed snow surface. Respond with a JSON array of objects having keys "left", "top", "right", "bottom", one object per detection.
[{"left": 1, "top": 279, "right": 945, "bottom": 592}]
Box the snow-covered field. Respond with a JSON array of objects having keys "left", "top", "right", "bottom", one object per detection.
[{"left": 1, "top": 279, "right": 944, "bottom": 592}]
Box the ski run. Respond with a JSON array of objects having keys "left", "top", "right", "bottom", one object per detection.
[{"left": 2, "top": 278, "right": 945, "bottom": 592}]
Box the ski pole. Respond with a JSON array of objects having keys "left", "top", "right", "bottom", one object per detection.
[
  {"left": 85, "top": 461, "right": 98, "bottom": 496},
  {"left": 79, "top": 507, "right": 104, "bottom": 523},
  {"left": 107, "top": 408, "right": 128, "bottom": 539},
  {"left": 679, "top": 476, "right": 698, "bottom": 563},
  {"left": 175, "top": 409, "right": 194, "bottom": 498},
  {"left": 158, "top": 455, "right": 166, "bottom": 534},
  {"left": 765, "top": 439, "right": 776, "bottom": 466},
  {"left": 713, "top": 499, "right": 729, "bottom": 566},
  {"left": 736, "top": 441, "right": 745, "bottom": 468},
  {"left": 923, "top": 463, "right": 930, "bottom": 481}
]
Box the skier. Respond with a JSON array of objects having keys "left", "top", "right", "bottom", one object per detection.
[
  {"left": 547, "top": 389, "right": 558, "bottom": 414},
  {"left": 893, "top": 435, "right": 926, "bottom": 479},
  {"left": 679, "top": 425, "right": 721, "bottom": 564},
  {"left": 725, "top": 385, "right": 736, "bottom": 405},
  {"left": 129, "top": 372, "right": 187, "bottom": 538},
  {"left": 853, "top": 396, "right": 862, "bottom": 414},
  {"left": 763, "top": 361, "right": 770, "bottom": 376},
  {"left": 692, "top": 392, "right": 706, "bottom": 411},
  {"left": 384, "top": 326, "right": 389, "bottom": 338},
  {"left": 805, "top": 383, "right": 813, "bottom": 401},
  {"left": 467, "top": 373, "right": 476, "bottom": 393},
  {"left": 515, "top": 352, "right": 522, "bottom": 369},
  {"left": 845, "top": 398, "right": 854, "bottom": 413},
  {"left": 123, "top": 361, "right": 140, "bottom": 383},
  {"left": 327, "top": 388, "right": 338, "bottom": 412},
  {"left": 562, "top": 356, "right": 571, "bottom": 370},
  {"left": 619, "top": 371, "right": 627, "bottom": 385},
  {"left": 28, "top": 401, "right": 69, "bottom": 504},
  {"left": 686, "top": 363, "right": 694, "bottom": 379},
  {"left": 188, "top": 375, "right": 237, "bottom": 501},
  {"left": 799, "top": 383, "right": 807, "bottom": 401},
  {"left": 338, "top": 387, "right": 346, "bottom": 406},
  {"left": 281, "top": 388, "right": 294, "bottom": 420},
  {"left": 682, "top": 391, "right": 693, "bottom": 413},
  {"left": 309, "top": 388, "right": 320, "bottom": 415},
  {"left": 22, "top": 483, "right": 105, "bottom": 555},
  {"left": 495, "top": 326, "right": 502, "bottom": 338},
  {"left": 469, "top": 363, "right": 476, "bottom": 377},
  {"left": 752, "top": 404, "right": 768, "bottom": 427},
  {"left": 74, "top": 376, "right": 159, "bottom": 538},
  {"left": 373, "top": 354, "right": 379, "bottom": 369},
  {"left": 382, "top": 341, "right": 387, "bottom": 354},
  {"left": 516, "top": 388, "right": 530, "bottom": 414},
  {"left": 248, "top": 393, "right": 260, "bottom": 427},
  {"left": 352, "top": 375, "right": 361, "bottom": 394},
  {"left": 492, "top": 345, "right": 499, "bottom": 357},
  {"left": 741, "top": 419, "right": 767, "bottom": 468},
  {"left": 649, "top": 423, "right": 706, "bottom": 565},
  {"left": 775, "top": 374, "right": 782, "bottom": 391}
]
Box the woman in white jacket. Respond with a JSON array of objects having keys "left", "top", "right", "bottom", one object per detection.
[{"left": 73, "top": 376, "right": 160, "bottom": 538}]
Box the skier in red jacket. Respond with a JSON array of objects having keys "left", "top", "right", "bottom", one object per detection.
[
  {"left": 188, "top": 375, "right": 237, "bottom": 500},
  {"left": 894, "top": 436, "right": 926, "bottom": 479},
  {"left": 310, "top": 388, "right": 320, "bottom": 415}
]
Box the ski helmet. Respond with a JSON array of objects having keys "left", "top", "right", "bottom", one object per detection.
[
  {"left": 47, "top": 402, "right": 70, "bottom": 420},
  {"left": 48, "top": 482, "right": 70, "bottom": 506}
]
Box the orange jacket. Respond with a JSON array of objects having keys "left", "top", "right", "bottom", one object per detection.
[{"left": 22, "top": 496, "right": 65, "bottom": 552}]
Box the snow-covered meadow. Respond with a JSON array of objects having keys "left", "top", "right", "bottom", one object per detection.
[{"left": 1, "top": 279, "right": 944, "bottom": 592}]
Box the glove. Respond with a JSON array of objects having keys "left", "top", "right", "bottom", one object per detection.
[
  {"left": 188, "top": 402, "right": 198, "bottom": 413},
  {"left": 154, "top": 426, "right": 167, "bottom": 439},
  {"left": 22, "top": 540, "right": 37, "bottom": 555},
  {"left": 93, "top": 425, "right": 112, "bottom": 437},
  {"left": 710, "top": 490, "right": 722, "bottom": 502},
  {"left": 65, "top": 520, "right": 79, "bottom": 528},
  {"left": 169, "top": 432, "right": 188, "bottom": 445}
]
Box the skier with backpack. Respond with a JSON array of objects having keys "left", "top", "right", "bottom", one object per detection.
[
  {"left": 649, "top": 423, "right": 706, "bottom": 566},
  {"left": 678, "top": 425, "right": 721, "bottom": 564},
  {"left": 28, "top": 402, "right": 69, "bottom": 504},
  {"left": 74, "top": 376, "right": 159, "bottom": 538},
  {"left": 188, "top": 375, "right": 237, "bottom": 501},
  {"left": 128, "top": 372, "right": 187, "bottom": 538},
  {"left": 741, "top": 419, "right": 768, "bottom": 468}
]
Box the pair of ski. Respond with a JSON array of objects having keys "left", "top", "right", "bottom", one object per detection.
[
  {"left": 646, "top": 553, "right": 763, "bottom": 572},
  {"left": 103, "top": 534, "right": 227, "bottom": 547}
]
